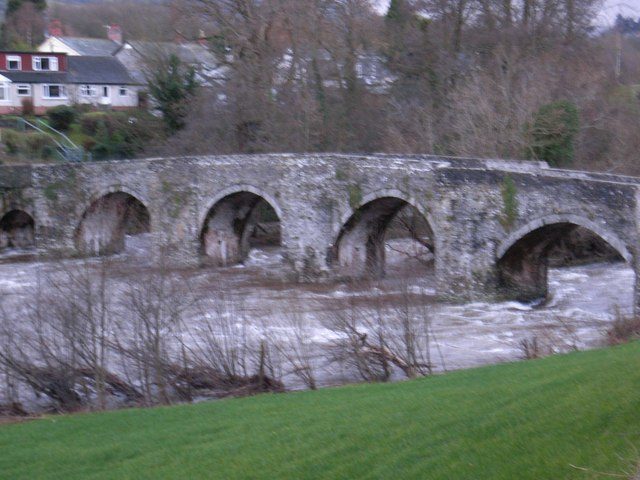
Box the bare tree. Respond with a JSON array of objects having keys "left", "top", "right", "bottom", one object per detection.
[
  {"left": 48, "top": 1, "right": 174, "bottom": 41},
  {"left": 266, "top": 298, "right": 318, "bottom": 390},
  {"left": 0, "top": 296, "right": 19, "bottom": 409},
  {"left": 324, "top": 281, "right": 440, "bottom": 382},
  {"left": 113, "top": 260, "right": 190, "bottom": 406},
  {"left": 3, "top": 2, "right": 46, "bottom": 48},
  {"left": 180, "top": 287, "right": 285, "bottom": 397},
  {"left": 184, "top": 290, "right": 254, "bottom": 381},
  {"left": 148, "top": 0, "right": 640, "bottom": 178},
  {"left": 0, "top": 260, "right": 140, "bottom": 412}
]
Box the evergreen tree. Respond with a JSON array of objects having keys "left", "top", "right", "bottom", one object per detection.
[
  {"left": 7, "top": 0, "right": 46, "bottom": 15},
  {"left": 385, "top": 0, "right": 436, "bottom": 99},
  {"left": 615, "top": 14, "right": 640, "bottom": 34},
  {"left": 531, "top": 100, "right": 580, "bottom": 167},
  {"left": 386, "top": 0, "right": 409, "bottom": 23},
  {"left": 147, "top": 54, "right": 197, "bottom": 134}
]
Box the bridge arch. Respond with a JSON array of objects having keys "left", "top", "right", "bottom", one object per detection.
[
  {"left": 332, "top": 189, "right": 435, "bottom": 278},
  {"left": 200, "top": 185, "right": 282, "bottom": 266},
  {"left": 0, "top": 209, "right": 35, "bottom": 251},
  {"left": 82, "top": 185, "right": 151, "bottom": 212},
  {"left": 335, "top": 189, "right": 436, "bottom": 232},
  {"left": 75, "top": 188, "right": 151, "bottom": 256},
  {"left": 496, "top": 214, "right": 632, "bottom": 301}
]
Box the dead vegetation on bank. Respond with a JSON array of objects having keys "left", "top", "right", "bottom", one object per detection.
[
  {"left": 0, "top": 254, "right": 444, "bottom": 416},
  {"left": 606, "top": 312, "right": 640, "bottom": 346},
  {"left": 1, "top": 250, "right": 636, "bottom": 417}
]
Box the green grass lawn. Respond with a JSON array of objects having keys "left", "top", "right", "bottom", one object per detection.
[{"left": 1, "top": 343, "right": 639, "bottom": 480}]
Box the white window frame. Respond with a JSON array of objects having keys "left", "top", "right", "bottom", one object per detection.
[
  {"left": 16, "top": 84, "right": 30, "bottom": 96},
  {"left": 33, "top": 56, "right": 58, "bottom": 72},
  {"left": 101, "top": 86, "right": 110, "bottom": 98},
  {"left": 0, "top": 83, "right": 9, "bottom": 101},
  {"left": 43, "top": 84, "right": 66, "bottom": 99},
  {"left": 118, "top": 86, "right": 128, "bottom": 96},
  {"left": 79, "top": 85, "right": 97, "bottom": 97},
  {"left": 7, "top": 55, "right": 21, "bottom": 71}
]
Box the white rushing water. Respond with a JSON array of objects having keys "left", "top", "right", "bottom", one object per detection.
[{"left": 0, "top": 235, "right": 634, "bottom": 406}]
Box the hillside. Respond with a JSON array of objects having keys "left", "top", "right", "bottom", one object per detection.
[{"left": 0, "top": 342, "right": 639, "bottom": 479}]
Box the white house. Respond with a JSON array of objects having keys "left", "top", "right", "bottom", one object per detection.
[{"left": 0, "top": 51, "right": 141, "bottom": 114}]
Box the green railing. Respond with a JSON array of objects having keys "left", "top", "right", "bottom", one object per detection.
[{"left": 19, "top": 118, "right": 89, "bottom": 162}]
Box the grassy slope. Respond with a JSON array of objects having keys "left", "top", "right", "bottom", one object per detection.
[{"left": 1, "top": 343, "right": 639, "bottom": 480}]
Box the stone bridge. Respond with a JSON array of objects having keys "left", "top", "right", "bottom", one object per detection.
[{"left": 1, "top": 154, "right": 638, "bottom": 308}]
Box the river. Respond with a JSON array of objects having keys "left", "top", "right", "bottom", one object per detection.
[{"left": 0, "top": 235, "right": 633, "bottom": 408}]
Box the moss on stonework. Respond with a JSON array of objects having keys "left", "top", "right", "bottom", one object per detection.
[
  {"left": 44, "top": 181, "right": 64, "bottom": 201},
  {"left": 44, "top": 169, "right": 78, "bottom": 204},
  {"left": 335, "top": 168, "right": 348, "bottom": 182},
  {"left": 1, "top": 188, "right": 27, "bottom": 208},
  {"left": 500, "top": 175, "right": 518, "bottom": 229},
  {"left": 348, "top": 184, "right": 362, "bottom": 210},
  {"left": 161, "top": 180, "right": 190, "bottom": 219}
]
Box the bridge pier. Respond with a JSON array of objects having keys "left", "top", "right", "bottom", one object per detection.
[{"left": 0, "top": 153, "right": 637, "bottom": 314}]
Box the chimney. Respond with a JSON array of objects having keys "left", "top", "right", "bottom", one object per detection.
[
  {"left": 48, "top": 19, "right": 63, "bottom": 37},
  {"left": 107, "top": 24, "right": 123, "bottom": 44},
  {"left": 197, "top": 30, "right": 207, "bottom": 46}
]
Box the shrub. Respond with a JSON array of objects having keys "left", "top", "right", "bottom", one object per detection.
[
  {"left": 519, "top": 337, "right": 542, "bottom": 360},
  {"left": 80, "top": 112, "right": 110, "bottom": 136},
  {"left": 530, "top": 100, "right": 579, "bottom": 167},
  {"left": 24, "top": 132, "right": 57, "bottom": 159},
  {"left": 72, "top": 104, "right": 95, "bottom": 116},
  {"left": 2, "top": 129, "right": 24, "bottom": 154},
  {"left": 82, "top": 137, "right": 96, "bottom": 151},
  {"left": 82, "top": 111, "right": 161, "bottom": 160},
  {"left": 91, "top": 120, "right": 128, "bottom": 160},
  {"left": 21, "top": 98, "right": 34, "bottom": 116},
  {"left": 1, "top": 130, "right": 57, "bottom": 160},
  {"left": 47, "top": 105, "right": 76, "bottom": 131},
  {"left": 606, "top": 312, "right": 640, "bottom": 345}
]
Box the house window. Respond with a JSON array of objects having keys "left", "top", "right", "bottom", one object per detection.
[
  {"left": 33, "top": 56, "right": 58, "bottom": 72},
  {"left": 0, "top": 83, "right": 8, "bottom": 101},
  {"left": 102, "top": 86, "right": 109, "bottom": 97},
  {"left": 119, "top": 86, "right": 127, "bottom": 96},
  {"left": 43, "top": 84, "right": 66, "bottom": 99},
  {"left": 80, "top": 85, "right": 96, "bottom": 97},
  {"left": 16, "top": 84, "right": 30, "bottom": 96},
  {"left": 7, "top": 56, "right": 21, "bottom": 70}
]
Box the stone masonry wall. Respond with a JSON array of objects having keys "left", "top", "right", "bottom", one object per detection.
[{"left": 0, "top": 154, "right": 638, "bottom": 308}]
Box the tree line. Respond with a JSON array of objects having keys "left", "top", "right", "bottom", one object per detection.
[
  {"left": 149, "top": 0, "right": 640, "bottom": 176},
  {"left": 2, "top": 0, "right": 640, "bottom": 173}
]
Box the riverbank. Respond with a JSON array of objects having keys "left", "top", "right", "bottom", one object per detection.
[{"left": 1, "top": 342, "right": 639, "bottom": 479}]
